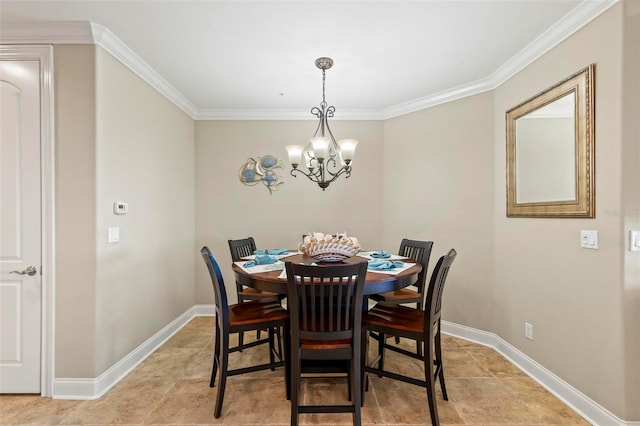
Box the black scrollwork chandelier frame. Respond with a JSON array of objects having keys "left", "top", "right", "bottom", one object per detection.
[{"left": 285, "top": 57, "right": 357, "bottom": 191}]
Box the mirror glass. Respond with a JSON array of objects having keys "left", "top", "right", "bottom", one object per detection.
[
  {"left": 515, "top": 93, "right": 576, "bottom": 203},
  {"left": 506, "top": 64, "right": 595, "bottom": 218}
]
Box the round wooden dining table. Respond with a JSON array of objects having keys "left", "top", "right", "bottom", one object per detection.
[{"left": 231, "top": 252, "right": 421, "bottom": 296}]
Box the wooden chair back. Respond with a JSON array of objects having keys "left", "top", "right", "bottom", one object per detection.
[
  {"left": 228, "top": 237, "right": 256, "bottom": 260},
  {"left": 398, "top": 238, "right": 433, "bottom": 293},
  {"left": 200, "top": 246, "right": 229, "bottom": 326},
  {"left": 424, "top": 248, "right": 457, "bottom": 328},
  {"left": 285, "top": 261, "right": 368, "bottom": 355}
]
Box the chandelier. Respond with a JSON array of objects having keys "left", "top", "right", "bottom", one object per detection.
[{"left": 285, "top": 57, "right": 358, "bottom": 191}]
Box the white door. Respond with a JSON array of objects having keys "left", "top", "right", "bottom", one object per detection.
[{"left": 0, "top": 60, "right": 42, "bottom": 393}]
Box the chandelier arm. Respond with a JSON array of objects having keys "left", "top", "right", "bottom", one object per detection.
[
  {"left": 321, "top": 158, "right": 352, "bottom": 179},
  {"left": 290, "top": 167, "right": 318, "bottom": 181},
  {"left": 318, "top": 165, "right": 351, "bottom": 186},
  {"left": 322, "top": 157, "right": 338, "bottom": 176},
  {"left": 311, "top": 166, "right": 322, "bottom": 179},
  {"left": 289, "top": 162, "right": 352, "bottom": 190}
]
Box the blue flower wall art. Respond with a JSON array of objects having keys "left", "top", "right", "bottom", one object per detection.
[{"left": 238, "top": 154, "right": 284, "bottom": 194}]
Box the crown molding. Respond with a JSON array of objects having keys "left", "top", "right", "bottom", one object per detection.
[
  {"left": 381, "top": 77, "right": 494, "bottom": 120},
  {"left": 196, "top": 108, "right": 383, "bottom": 121},
  {"left": 381, "top": 0, "right": 619, "bottom": 120},
  {"left": 0, "top": 20, "right": 94, "bottom": 44},
  {"left": 0, "top": 20, "right": 199, "bottom": 118},
  {"left": 0, "top": 0, "right": 619, "bottom": 121},
  {"left": 487, "top": 0, "right": 619, "bottom": 89},
  {"left": 88, "top": 23, "right": 199, "bottom": 118}
]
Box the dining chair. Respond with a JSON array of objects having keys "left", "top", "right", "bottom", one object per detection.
[
  {"left": 363, "top": 248, "right": 457, "bottom": 426},
  {"left": 200, "top": 246, "right": 290, "bottom": 418},
  {"left": 285, "top": 261, "right": 368, "bottom": 426},
  {"left": 228, "top": 237, "right": 283, "bottom": 302},
  {"left": 369, "top": 238, "right": 433, "bottom": 355},
  {"left": 228, "top": 237, "right": 285, "bottom": 349}
]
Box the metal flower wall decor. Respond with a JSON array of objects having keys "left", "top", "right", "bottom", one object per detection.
[{"left": 238, "top": 154, "right": 284, "bottom": 194}]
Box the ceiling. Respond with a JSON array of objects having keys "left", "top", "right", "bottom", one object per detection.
[{"left": 0, "top": 0, "right": 615, "bottom": 119}]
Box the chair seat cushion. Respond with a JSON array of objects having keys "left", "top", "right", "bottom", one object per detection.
[
  {"left": 370, "top": 288, "right": 421, "bottom": 303},
  {"left": 228, "top": 301, "right": 288, "bottom": 326},
  {"left": 363, "top": 303, "right": 425, "bottom": 334}
]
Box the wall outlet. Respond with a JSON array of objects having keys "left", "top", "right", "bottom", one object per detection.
[{"left": 525, "top": 322, "right": 534, "bottom": 340}]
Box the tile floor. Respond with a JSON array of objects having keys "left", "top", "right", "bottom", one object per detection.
[{"left": 0, "top": 315, "right": 590, "bottom": 425}]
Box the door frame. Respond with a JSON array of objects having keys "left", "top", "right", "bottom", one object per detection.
[{"left": 0, "top": 45, "right": 55, "bottom": 397}]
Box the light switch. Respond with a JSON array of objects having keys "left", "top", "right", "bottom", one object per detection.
[
  {"left": 580, "top": 230, "right": 598, "bottom": 249},
  {"left": 631, "top": 231, "right": 640, "bottom": 252},
  {"left": 108, "top": 227, "right": 120, "bottom": 243}
]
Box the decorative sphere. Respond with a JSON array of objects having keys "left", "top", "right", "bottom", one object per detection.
[
  {"left": 263, "top": 170, "right": 277, "bottom": 184},
  {"left": 261, "top": 155, "right": 277, "bottom": 169},
  {"left": 242, "top": 169, "right": 256, "bottom": 182}
]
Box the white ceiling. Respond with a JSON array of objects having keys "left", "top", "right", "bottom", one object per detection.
[{"left": 0, "top": 0, "right": 616, "bottom": 119}]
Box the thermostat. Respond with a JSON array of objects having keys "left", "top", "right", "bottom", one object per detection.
[{"left": 114, "top": 201, "right": 128, "bottom": 215}]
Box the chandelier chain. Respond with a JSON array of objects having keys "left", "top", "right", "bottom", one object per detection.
[{"left": 321, "top": 68, "right": 327, "bottom": 108}]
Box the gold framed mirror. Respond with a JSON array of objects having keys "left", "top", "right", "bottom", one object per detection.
[{"left": 506, "top": 64, "right": 595, "bottom": 218}]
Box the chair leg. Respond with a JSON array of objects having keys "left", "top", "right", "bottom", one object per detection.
[
  {"left": 290, "top": 347, "right": 300, "bottom": 426},
  {"left": 424, "top": 337, "right": 439, "bottom": 426},
  {"left": 361, "top": 327, "right": 369, "bottom": 400},
  {"left": 284, "top": 323, "right": 291, "bottom": 401},
  {"left": 268, "top": 328, "right": 276, "bottom": 371},
  {"left": 416, "top": 302, "right": 424, "bottom": 357},
  {"left": 275, "top": 326, "right": 284, "bottom": 361},
  {"left": 210, "top": 320, "right": 221, "bottom": 387},
  {"left": 434, "top": 328, "right": 448, "bottom": 400},
  {"left": 238, "top": 331, "right": 244, "bottom": 351},
  {"left": 352, "top": 339, "right": 362, "bottom": 426},
  {"left": 214, "top": 331, "right": 230, "bottom": 418},
  {"left": 377, "top": 331, "right": 385, "bottom": 375}
]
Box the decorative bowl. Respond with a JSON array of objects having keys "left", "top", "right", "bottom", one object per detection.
[{"left": 299, "top": 232, "right": 361, "bottom": 262}]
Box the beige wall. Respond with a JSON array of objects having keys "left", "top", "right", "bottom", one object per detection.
[
  {"left": 94, "top": 48, "right": 195, "bottom": 374},
  {"left": 494, "top": 3, "right": 636, "bottom": 420},
  {"left": 382, "top": 92, "right": 495, "bottom": 332},
  {"left": 53, "top": 45, "right": 195, "bottom": 377},
  {"left": 621, "top": 0, "right": 640, "bottom": 420},
  {"left": 194, "top": 120, "right": 383, "bottom": 303},
  {"left": 54, "top": 45, "right": 97, "bottom": 377}
]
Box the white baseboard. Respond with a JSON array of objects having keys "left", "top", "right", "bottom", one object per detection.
[
  {"left": 442, "top": 321, "right": 639, "bottom": 426},
  {"left": 52, "top": 305, "right": 213, "bottom": 400},
  {"left": 50, "top": 307, "right": 637, "bottom": 426}
]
